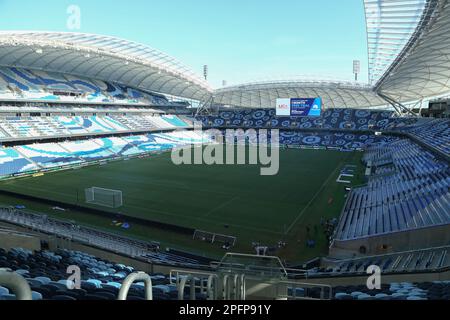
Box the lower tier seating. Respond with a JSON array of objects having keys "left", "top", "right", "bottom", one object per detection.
[
  {"left": 335, "top": 139, "right": 449, "bottom": 241},
  {"left": 0, "top": 248, "right": 186, "bottom": 300},
  {"left": 333, "top": 281, "right": 450, "bottom": 300},
  {"left": 0, "top": 130, "right": 211, "bottom": 178}
]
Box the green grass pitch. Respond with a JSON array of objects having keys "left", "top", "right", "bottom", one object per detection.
[{"left": 0, "top": 148, "right": 365, "bottom": 263}]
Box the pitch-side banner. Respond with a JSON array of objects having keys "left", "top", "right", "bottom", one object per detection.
[{"left": 276, "top": 97, "right": 322, "bottom": 117}]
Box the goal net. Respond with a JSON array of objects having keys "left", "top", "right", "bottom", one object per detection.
[
  {"left": 85, "top": 187, "right": 123, "bottom": 208},
  {"left": 193, "top": 230, "right": 237, "bottom": 247}
]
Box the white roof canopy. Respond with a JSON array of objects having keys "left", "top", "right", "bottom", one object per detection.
[
  {"left": 0, "top": 31, "right": 212, "bottom": 101},
  {"left": 365, "top": 0, "right": 429, "bottom": 86},
  {"left": 1, "top": 1, "right": 450, "bottom": 111},
  {"left": 215, "top": 0, "right": 450, "bottom": 109},
  {"left": 213, "top": 80, "right": 387, "bottom": 109},
  {"left": 366, "top": 0, "right": 450, "bottom": 102}
]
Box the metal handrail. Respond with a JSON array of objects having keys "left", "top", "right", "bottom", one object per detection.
[
  {"left": 177, "top": 275, "right": 196, "bottom": 301},
  {"left": 236, "top": 274, "right": 246, "bottom": 300},
  {"left": 222, "top": 274, "right": 231, "bottom": 300},
  {"left": 220, "top": 273, "right": 246, "bottom": 300},
  {"left": 0, "top": 269, "right": 33, "bottom": 300},
  {"left": 170, "top": 269, "right": 248, "bottom": 300},
  {"left": 117, "top": 272, "right": 153, "bottom": 300},
  {"left": 205, "top": 274, "right": 219, "bottom": 300},
  {"left": 170, "top": 269, "right": 219, "bottom": 300},
  {"left": 215, "top": 253, "right": 288, "bottom": 278}
]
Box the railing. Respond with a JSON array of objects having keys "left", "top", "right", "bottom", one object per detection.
[
  {"left": 222, "top": 273, "right": 246, "bottom": 300},
  {"left": 170, "top": 269, "right": 245, "bottom": 300},
  {"left": 170, "top": 269, "right": 219, "bottom": 300},
  {"left": 214, "top": 253, "right": 293, "bottom": 280},
  {"left": 0, "top": 269, "right": 32, "bottom": 300},
  {"left": 0, "top": 207, "right": 160, "bottom": 255},
  {"left": 169, "top": 268, "right": 336, "bottom": 300},
  {"left": 177, "top": 275, "right": 197, "bottom": 300},
  {"left": 117, "top": 272, "right": 153, "bottom": 300},
  {"left": 275, "top": 281, "right": 333, "bottom": 300}
]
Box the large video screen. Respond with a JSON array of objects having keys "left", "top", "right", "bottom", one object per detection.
[{"left": 276, "top": 97, "right": 322, "bottom": 117}]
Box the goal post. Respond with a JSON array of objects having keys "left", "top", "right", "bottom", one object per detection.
[
  {"left": 193, "top": 230, "right": 215, "bottom": 243},
  {"left": 85, "top": 187, "right": 123, "bottom": 208},
  {"left": 193, "top": 230, "right": 237, "bottom": 247}
]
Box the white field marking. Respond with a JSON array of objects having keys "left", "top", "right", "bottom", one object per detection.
[
  {"left": 123, "top": 202, "right": 284, "bottom": 236},
  {"left": 15, "top": 170, "right": 281, "bottom": 235},
  {"left": 203, "top": 196, "right": 240, "bottom": 217},
  {"left": 98, "top": 173, "right": 236, "bottom": 198},
  {"left": 285, "top": 160, "right": 346, "bottom": 235},
  {"left": 337, "top": 173, "right": 354, "bottom": 183},
  {"left": 11, "top": 181, "right": 284, "bottom": 236}
]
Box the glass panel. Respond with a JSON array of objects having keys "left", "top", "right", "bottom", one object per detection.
[{"left": 364, "top": 0, "right": 428, "bottom": 84}]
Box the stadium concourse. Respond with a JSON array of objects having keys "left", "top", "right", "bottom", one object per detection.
[{"left": 1, "top": 0, "right": 450, "bottom": 301}]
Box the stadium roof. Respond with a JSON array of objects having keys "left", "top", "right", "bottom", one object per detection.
[
  {"left": 364, "top": 0, "right": 430, "bottom": 86},
  {"left": 1, "top": 1, "right": 450, "bottom": 110},
  {"left": 367, "top": 0, "right": 450, "bottom": 102},
  {"left": 215, "top": 0, "right": 450, "bottom": 110},
  {"left": 213, "top": 80, "right": 387, "bottom": 109},
  {"left": 0, "top": 31, "right": 212, "bottom": 101}
]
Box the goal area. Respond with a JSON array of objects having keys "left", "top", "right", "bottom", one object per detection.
[{"left": 85, "top": 187, "right": 123, "bottom": 208}]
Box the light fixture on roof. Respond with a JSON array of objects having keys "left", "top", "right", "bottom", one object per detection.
[
  {"left": 85, "top": 53, "right": 90, "bottom": 58},
  {"left": 35, "top": 48, "right": 43, "bottom": 54}
]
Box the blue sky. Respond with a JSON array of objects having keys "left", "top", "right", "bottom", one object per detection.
[{"left": 0, "top": 0, "right": 369, "bottom": 88}]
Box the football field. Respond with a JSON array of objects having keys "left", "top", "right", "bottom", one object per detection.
[{"left": 0, "top": 148, "right": 365, "bottom": 262}]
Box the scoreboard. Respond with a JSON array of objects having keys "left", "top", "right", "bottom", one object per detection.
[{"left": 276, "top": 97, "right": 323, "bottom": 117}]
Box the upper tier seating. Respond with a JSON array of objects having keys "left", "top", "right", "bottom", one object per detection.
[
  {"left": 52, "top": 116, "right": 132, "bottom": 135},
  {"left": 394, "top": 118, "right": 450, "bottom": 155},
  {"left": 161, "top": 115, "right": 189, "bottom": 128},
  {"left": 198, "top": 108, "right": 396, "bottom": 131},
  {"left": 198, "top": 109, "right": 450, "bottom": 155},
  {"left": 107, "top": 114, "right": 157, "bottom": 131},
  {"left": 0, "top": 67, "right": 170, "bottom": 106},
  {"left": 147, "top": 116, "right": 177, "bottom": 129},
  {"left": 279, "top": 131, "right": 400, "bottom": 150},
  {"left": 0, "top": 114, "right": 189, "bottom": 140},
  {"left": 0, "top": 117, "right": 43, "bottom": 138}
]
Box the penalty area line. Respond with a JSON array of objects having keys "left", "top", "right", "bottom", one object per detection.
[{"left": 284, "top": 160, "right": 345, "bottom": 235}]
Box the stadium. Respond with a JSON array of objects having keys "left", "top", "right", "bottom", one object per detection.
[{"left": 0, "top": 0, "right": 449, "bottom": 305}]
